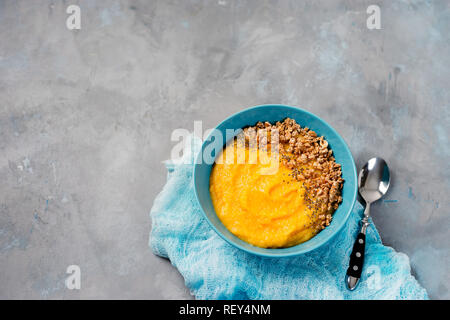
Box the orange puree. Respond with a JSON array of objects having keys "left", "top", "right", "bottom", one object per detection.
[{"left": 209, "top": 141, "right": 321, "bottom": 248}]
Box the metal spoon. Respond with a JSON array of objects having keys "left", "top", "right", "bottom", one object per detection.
[{"left": 345, "top": 157, "right": 391, "bottom": 290}]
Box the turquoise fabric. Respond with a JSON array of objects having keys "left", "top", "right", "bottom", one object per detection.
[{"left": 149, "top": 137, "right": 428, "bottom": 300}]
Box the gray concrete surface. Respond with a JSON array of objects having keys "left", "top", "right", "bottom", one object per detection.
[{"left": 0, "top": 0, "right": 449, "bottom": 299}]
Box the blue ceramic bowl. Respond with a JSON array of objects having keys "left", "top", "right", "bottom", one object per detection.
[{"left": 193, "top": 105, "right": 357, "bottom": 257}]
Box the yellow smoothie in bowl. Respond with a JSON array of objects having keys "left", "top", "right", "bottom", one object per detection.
[{"left": 209, "top": 118, "right": 343, "bottom": 248}]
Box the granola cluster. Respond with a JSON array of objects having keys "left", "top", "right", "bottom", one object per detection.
[{"left": 242, "top": 118, "right": 344, "bottom": 231}]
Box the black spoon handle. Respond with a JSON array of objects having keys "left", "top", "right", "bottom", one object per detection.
[
  {"left": 346, "top": 203, "right": 371, "bottom": 290},
  {"left": 346, "top": 232, "right": 366, "bottom": 279}
]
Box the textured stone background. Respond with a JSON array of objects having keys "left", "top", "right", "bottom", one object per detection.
[{"left": 0, "top": 0, "right": 448, "bottom": 299}]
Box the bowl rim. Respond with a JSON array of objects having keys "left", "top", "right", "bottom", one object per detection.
[{"left": 193, "top": 104, "right": 357, "bottom": 257}]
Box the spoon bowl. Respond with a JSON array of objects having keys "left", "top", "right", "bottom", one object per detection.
[{"left": 358, "top": 157, "right": 391, "bottom": 203}]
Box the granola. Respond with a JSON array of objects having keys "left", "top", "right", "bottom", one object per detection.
[{"left": 242, "top": 118, "right": 344, "bottom": 231}]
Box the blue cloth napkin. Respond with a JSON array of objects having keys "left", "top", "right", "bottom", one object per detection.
[{"left": 149, "top": 136, "right": 428, "bottom": 300}]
